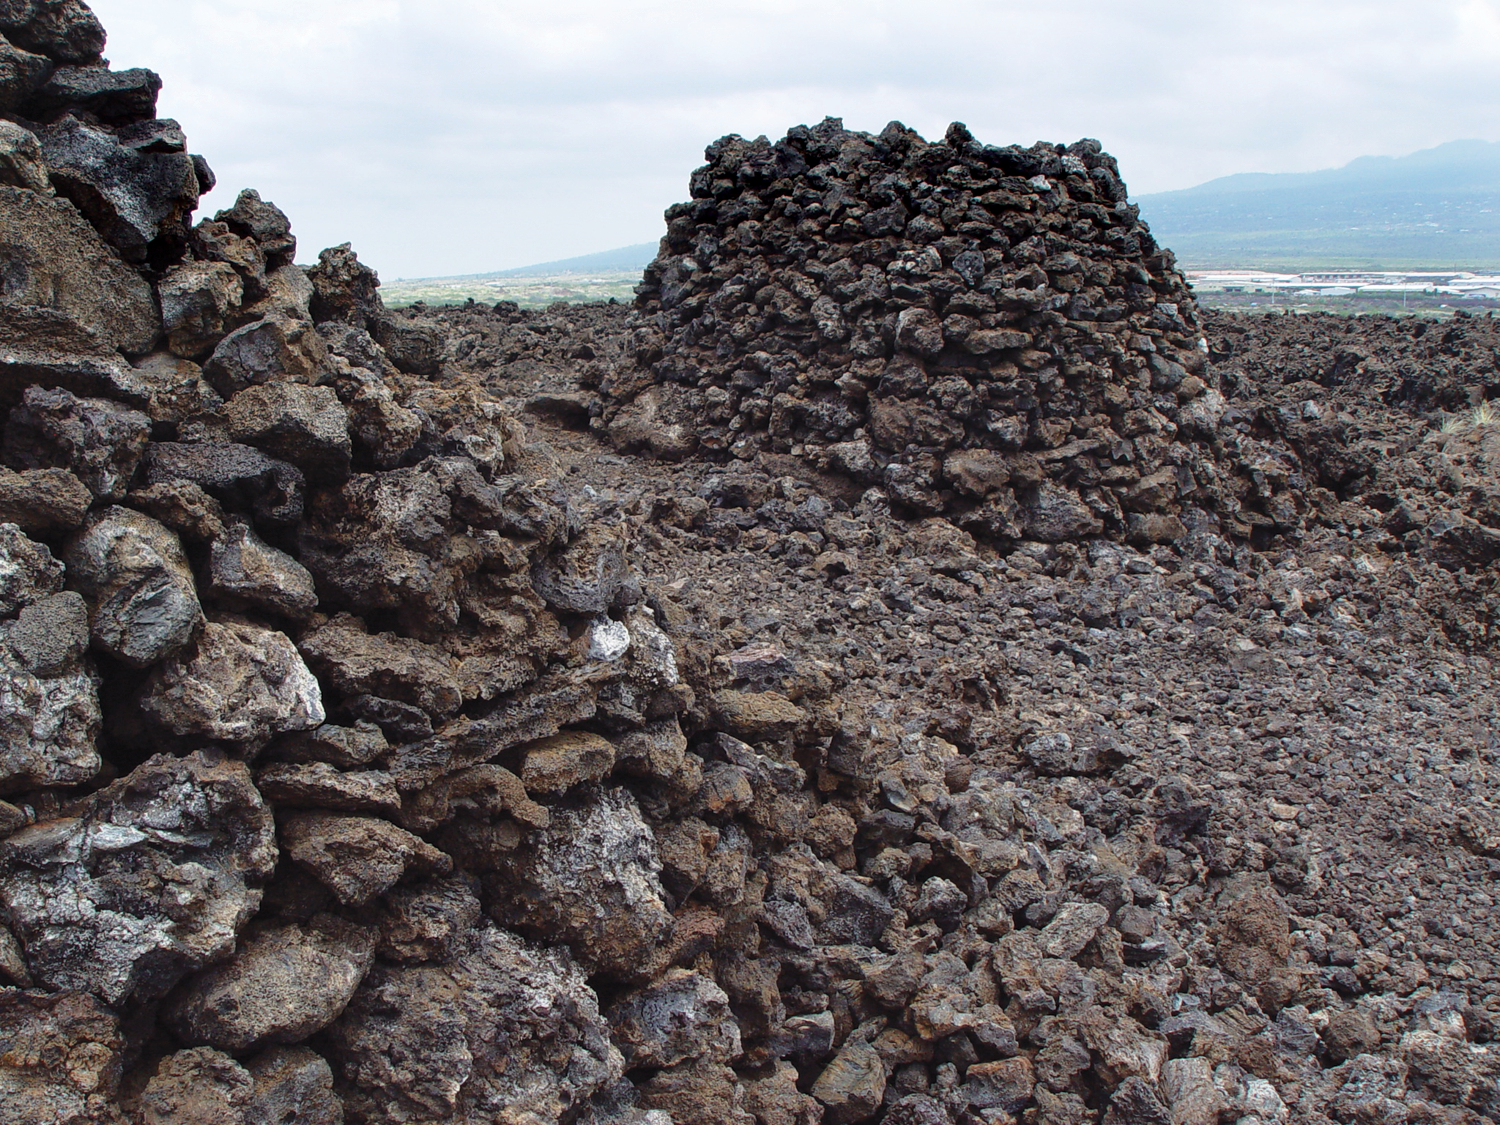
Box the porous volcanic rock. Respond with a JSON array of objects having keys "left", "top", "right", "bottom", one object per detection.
[
  {"left": 600, "top": 118, "right": 1298, "bottom": 545},
  {"left": 0, "top": 750, "right": 275, "bottom": 1004},
  {"left": 327, "top": 924, "right": 623, "bottom": 1125}
]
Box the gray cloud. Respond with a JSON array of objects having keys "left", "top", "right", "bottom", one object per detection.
[{"left": 88, "top": 0, "right": 1500, "bottom": 277}]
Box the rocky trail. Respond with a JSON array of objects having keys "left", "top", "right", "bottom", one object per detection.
[{"left": 0, "top": 3, "right": 1498, "bottom": 1123}]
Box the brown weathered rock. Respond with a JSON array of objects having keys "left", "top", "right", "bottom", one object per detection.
[
  {"left": 63, "top": 506, "right": 202, "bottom": 668},
  {"left": 267, "top": 721, "right": 388, "bottom": 769},
  {"left": 164, "top": 914, "right": 376, "bottom": 1052},
  {"left": 280, "top": 811, "right": 450, "bottom": 906},
  {"left": 224, "top": 382, "right": 351, "bottom": 483},
  {"left": 606, "top": 969, "right": 742, "bottom": 1069},
  {"left": 327, "top": 924, "right": 622, "bottom": 1125},
  {"left": 139, "top": 1047, "right": 254, "bottom": 1125},
  {"left": 3, "top": 384, "right": 150, "bottom": 500},
  {"left": 207, "top": 522, "right": 318, "bottom": 618},
  {"left": 712, "top": 689, "right": 804, "bottom": 741},
  {"left": 127, "top": 478, "right": 227, "bottom": 543},
  {"left": 485, "top": 787, "right": 671, "bottom": 979},
  {"left": 204, "top": 316, "right": 328, "bottom": 398},
  {"left": 121, "top": 351, "right": 224, "bottom": 422},
  {"left": 0, "top": 183, "right": 157, "bottom": 361},
  {"left": 0, "top": 988, "right": 123, "bottom": 1125},
  {"left": 375, "top": 875, "right": 481, "bottom": 964},
  {"left": 0, "top": 466, "right": 91, "bottom": 534},
  {"left": 158, "top": 260, "right": 245, "bottom": 358},
  {"left": 520, "top": 729, "right": 615, "bottom": 793},
  {"left": 298, "top": 617, "right": 461, "bottom": 719},
  {"left": 215, "top": 190, "right": 296, "bottom": 268},
  {"left": 244, "top": 1047, "right": 343, "bottom": 1125},
  {"left": 0, "top": 751, "right": 276, "bottom": 1004},
  {"left": 811, "top": 1039, "right": 886, "bottom": 1125},
  {"left": 254, "top": 761, "right": 400, "bottom": 815},
  {"left": 141, "top": 620, "right": 324, "bottom": 743}
]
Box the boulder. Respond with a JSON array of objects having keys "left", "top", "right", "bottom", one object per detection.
[
  {"left": 638, "top": 1058, "right": 754, "bottom": 1125},
  {"left": 267, "top": 721, "right": 388, "bottom": 769},
  {"left": 120, "top": 351, "right": 224, "bottom": 422},
  {"left": 606, "top": 969, "right": 742, "bottom": 1069},
  {"left": 0, "top": 751, "right": 277, "bottom": 1004},
  {"left": 298, "top": 618, "right": 462, "bottom": 719},
  {"left": 0, "top": 466, "right": 91, "bottom": 534},
  {"left": 224, "top": 382, "right": 351, "bottom": 482},
  {"left": 0, "top": 590, "right": 98, "bottom": 792},
  {"left": 0, "top": 117, "right": 51, "bottom": 188},
  {"left": 0, "top": 1, "right": 106, "bottom": 64},
  {"left": 811, "top": 1040, "right": 886, "bottom": 1125},
  {"left": 142, "top": 441, "right": 305, "bottom": 528},
  {"left": 203, "top": 316, "right": 329, "bottom": 398},
  {"left": 485, "top": 787, "right": 672, "bottom": 980},
  {"left": 164, "top": 914, "right": 376, "bottom": 1052},
  {"left": 519, "top": 729, "right": 615, "bottom": 794},
  {"left": 158, "top": 260, "right": 245, "bottom": 358},
  {"left": 3, "top": 384, "right": 150, "bottom": 500},
  {"left": 0, "top": 988, "right": 123, "bottom": 1125},
  {"left": 215, "top": 189, "right": 296, "bottom": 268},
  {"left": 328, "top": 924, "right": 622, "bottom": 1125},
  {"left": 25, "top": 63, "right": 160, "bottom": 123},
  {"left": 375, "top": 875, "right": 481, "bottom": 964},
  {"left": 128, "top": 478, "right": 227, "bottom": 544},
  {"left": 371, "top": 312, "right": 443, "bottom": 376},
  {"left": 532, "top": 522, "right": 629, "bottom": 615},
  {"left": 0, "top": 183, "right": 157, "bottom": 357},
  {"left": 254, "top": 761, "right": 400, "bottom": 815},
  {"left": 38, "top": 113, "right": 199, "bottom": 263},
  {"left": 207, "top": 522, "right": 318, "bottom": 619},
  {"left": 63, "top": 506, "right": 202, "bottom": 668},
  {"left": 0, "top": 521, "right": 63, "bottom": 615},
  {"left": 307, "top": 242, "right": 381, "bottom": 326},
  {"left": 141, "top": 621, "right": 324, "bottom": 743},
  {"left": 279, "top": 811, "right": 450, "bottom": 906},
  {"left": 139, "top": 1047, "right": 254, "bottom": 1125},
  {"left": 244, "top": 1047, "right": 343, "bottom": 1125}
]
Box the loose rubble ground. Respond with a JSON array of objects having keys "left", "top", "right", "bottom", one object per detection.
[{"left": 0, "top": 3, "right": 1498, "bottom": 1123}]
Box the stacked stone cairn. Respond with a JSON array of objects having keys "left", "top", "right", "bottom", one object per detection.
[
  {"left": 0, "top": 5, "right": 1456, "bottom": 1125},
  {"left": 604, "top": 118, "right": 1307, "bottom": 545}
]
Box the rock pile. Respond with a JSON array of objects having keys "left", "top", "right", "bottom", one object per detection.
[
  {"left": 4, "top": 3, "right": 1500, "bottom": 1124},
  {"left": 601, "top": 119, "right": 1308, "bottom": 545}
]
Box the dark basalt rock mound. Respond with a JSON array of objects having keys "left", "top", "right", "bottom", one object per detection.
[{"left": 601, "top": 118, "right": 1304, "bottom": 545}]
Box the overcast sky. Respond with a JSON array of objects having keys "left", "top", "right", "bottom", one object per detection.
[{"left": 88, "top": 0, "right": 1500, "bottom": 279}]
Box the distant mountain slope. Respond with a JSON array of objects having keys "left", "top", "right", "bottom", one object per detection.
[
  {"left": 408, "top": 243, "right": 659, "bottom": 282},
  {"left": 1137, "top": 140, "right": 1500, "bottom": 269}
]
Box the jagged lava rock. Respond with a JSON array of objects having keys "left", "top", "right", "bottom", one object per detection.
[
  {"left": 327, "top": 924, "right": 622, "bottom": 1125},
  {"left": 484, "top": 786, "right": 672, "bottom": 980},
  {"left": 3, "top": 384, "right": 149, "bottom": 500},
  {"left": 0, "top": 750, "right": 276, "bottom": 1004},
  {"left": 141, "top": 620, "right": 324, "bottom": 744},
  {"left": 164, "top": 913, "right": 376, "bottom": 1052},
  {"left": 0, "top": 987, "right": 123, "bottom": 1125},
  {"left": 0, "top": 588, "right": 99, "bottom": 792},
  {"left": 63, "top": 505, "right": 203, "bottom": 668}
]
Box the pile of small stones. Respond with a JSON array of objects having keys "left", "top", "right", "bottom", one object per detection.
[{"left": 599, "top": 118, "right": 1311, "bottom": 546}]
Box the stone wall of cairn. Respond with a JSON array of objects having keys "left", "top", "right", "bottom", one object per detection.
[{"left": 603, "top": 118, "right": 1308, "bottom": 544}]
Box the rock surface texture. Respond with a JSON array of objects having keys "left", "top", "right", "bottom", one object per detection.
[{"left": 0, "top": 5, "right": 1499, "bottom": 1124}]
